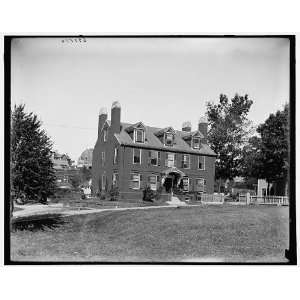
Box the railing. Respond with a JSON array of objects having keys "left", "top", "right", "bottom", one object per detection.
[
  {"left": 199, "top": 193, "right": 224, "bottom": 204},
  {"left": 250, "top": 196, "right": 289, "bottom": 206}
]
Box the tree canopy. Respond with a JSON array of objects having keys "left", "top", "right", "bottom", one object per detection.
[
  {"left": 11, "top": 104, "right": 56, "bottom": 202},
  {"left": 207, "top": 93, "right": 254, "bottom": 186},
  {"left": 241, "top": 104, "right": 289, "bottom": 186}
]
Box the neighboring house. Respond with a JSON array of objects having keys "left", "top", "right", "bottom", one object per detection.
[
  {"left": 51, "top": 151, "right": 78, "bottom": 188},
  {"left": 92, "top": 101, "right": 216, "bottom": 201},
  {"left": 77, "top": 148, "right": 93, "bottom": 169},
  {"left": 51, "top": 151, "right": 73, "bottom": 170},
  {"left": 257, "top": 178, "right": 287, "bottom": 197}
]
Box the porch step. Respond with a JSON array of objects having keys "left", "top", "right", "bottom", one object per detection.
[{"left": 166, "top": 196, "right": 187, "bottom": 206}]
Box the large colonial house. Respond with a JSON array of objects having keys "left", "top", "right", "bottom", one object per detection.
[{"left": 92, "top": 101, "right": 216, "bottom": 200}]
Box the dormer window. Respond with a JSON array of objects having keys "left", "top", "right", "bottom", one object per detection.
[
  {"left": 193, "top": 137, "right": 200, "bottom": 149},
  {"left": 134, "top": 129, "right": 145, "bottom": 143},
  {"left": 164, "top": 133, "right": 174, "bottom": 147}
]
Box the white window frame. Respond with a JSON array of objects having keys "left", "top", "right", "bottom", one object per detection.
[
  {"left": 193, "top": 137, "right": 200, "bottom": 149},
  {"left": 182, "top": 177, "right": 189, "bottom": 192},
  {"left": 101, "top": 151, "right": 105, "bottom": 167},
  {"left": 150, "top": 150, "right": 158, "bottom": 166},
  {"left": 195, "top": 178, "right": 206, "bottom": 192},
  {"left": 102, "top": 174, "right": 106, "bottom": 191},
  {"left": 166, "top": 152, "right": 175, "bottom": 167},
  {"left": 131, "top": 173, "right": 141, "bottom": 190},
  {"left": 133, "top": 148, "right": 142, "bottom": 164},
  {"left": 134, "top": 129, "right": 145, "bottom": 143},
  {"left": 164, "top": 132, "right": 174, "bottom": 147},
  {"left": 198, "top": 156, "right": 205, "bottom": 170},
  {"left": 149, "top": 175, "right": 158, "bottom": 191},
  {"left": 182, "top": 154, "right": 190, "bottom": 169}
]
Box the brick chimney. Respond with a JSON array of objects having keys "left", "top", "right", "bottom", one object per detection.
[
  {"left": 98, "top": 107, "right": 107, "bottom": 138},
  {"left": 111, "top": 101, "right": 121, "bottom": 134},
  {"left": 198, "top": 116, "right": 208, "bottom": 142},
  {"left": 182, "top": 121, "right": 192, "bottom": 132}
]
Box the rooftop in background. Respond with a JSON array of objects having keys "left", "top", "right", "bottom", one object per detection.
[
  {"left": 77, "top": 148, "right": 93, "bottom": 169},
  {"left": 51, "top": 151, "right": 74, "bottom": 170}
]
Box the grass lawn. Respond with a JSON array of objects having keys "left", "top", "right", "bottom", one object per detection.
[{"left": 10, "top": 205, "right": 289, "bottom": 263}]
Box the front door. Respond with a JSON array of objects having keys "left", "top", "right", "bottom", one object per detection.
[{"left": 164, "top": 176, "right": 173, "bottom": 193}]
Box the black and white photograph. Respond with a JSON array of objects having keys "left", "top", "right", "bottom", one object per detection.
[{"left": 4, "top": 35, "right": 296, "bottom": 264}]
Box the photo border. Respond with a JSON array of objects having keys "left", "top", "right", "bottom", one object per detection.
[{"left": 4, "top": 34, "right": 296, "bottom": 265}]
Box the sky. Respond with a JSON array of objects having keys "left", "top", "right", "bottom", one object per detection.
[{"left": 11, "top": 37, "right": 290, "bottom": 161}]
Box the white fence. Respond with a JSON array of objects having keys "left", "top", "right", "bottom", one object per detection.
[
  {"left": 250, "top": 195, "right": 289, "bottom": 206},
  {"left": 199, "top": 193, "right": 224, "bottom": 204},
  {"left": 238, "top": 194, "right": 289, "bottom": 206}
]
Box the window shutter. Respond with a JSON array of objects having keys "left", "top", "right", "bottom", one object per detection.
[
  {"left": 189, "top": 178, "right": 192, "bottom": 191},
  {"left": 158, "top": 151, "right": 161, "bottom": 166},
  {"left": 129, "top": 174, "right": 133, "bottom": 189},
  {"left": 174, "top": 153, "right": 176, "bottom": 167},
  {"left": 181, "top": 154, "right": 184, "bottom": 168},
  {"left": 148, "top": 150, "right": 151, "bottom": 166}
]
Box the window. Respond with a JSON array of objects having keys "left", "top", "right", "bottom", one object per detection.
[
  {"left": 133, "top": 148, "right": 141, "bottom": 164},
  {"left": 130, "top": 173, "right": 140, "bottom": 190},
  {"left": 164, "top": 133, "right": 174, "bottom": 146},
  {"left": 195, "top": 178, "right": 206, "bottom": 192},
  {"left": 102, "top": 174, "right": 106, "bottom": 191},
  {"left": 198, "top": 156, "right": 205, "bottom": 170},
  {"left": 103, "top": 129, "right": 108, "bottom": 142},
  {"left": 149, "top": 175, "right": 158, "bottom": 191},
  {"left": 182, "top": 154, "right": 190, "bottom": 169},
  {"left": 134, "top": 129, "right": 145, "bottom": 143},
  {"left": 165, "top": 152, "right": 175, "bottom": 167},
  {"left": 113, "top": 148, "right": 119, "bottom": 164},
  {"left": 182, "top": 177, "right": 189, "bottom": 192},
  {"left": 193, "top": 137, "right": 200, "bottom": 149},
  {"left": 112, "top": 172, "right": 119, "bottom": 187},
  {"left": 101, "top": 151, "right": 105, "bottom": 167},
  {"left": 149, "top": 150, "right": 158, "bottom": 166}
]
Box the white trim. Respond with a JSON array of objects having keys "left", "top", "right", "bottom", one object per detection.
[
  {"left": 131, "top": 173, "right": 141, "bottom": 190},
  {"left": 149, "top": 174, "right": 158, "bottom": 191},
  {"left": 133, "top": 148, "right": 142, "bottom": 164},
  {"left": 164, "top": 132, "right": 174, "bottom": 147},
  {"left": 198, "top": 156, "right": 205, "bottom": 170},
  {"left": 101, "top": 151, "right": 105, "bottom": 167},
  {"left": 195, "top": 178, "right": 206, "bottom": 192},
  {"left": 150, "top": 150, "right": 159, "bottom": 166},
  {"left": 182, "top": 177, "right": 189, "bottom": 192},
  {"left": 101, "top": 174, "right": 106, "bottom": 190},
  {"left": 134, "top": 128, "right": 145, "bottom": 143},
  {"left": 166, "top": 152, "right": 175, "bottom": 167},
  {"left": 182, "top": 154, "right": 190, "bottom": 169},
  {"left": 192, "top": 137, "right": 200, "bottom": 149}
]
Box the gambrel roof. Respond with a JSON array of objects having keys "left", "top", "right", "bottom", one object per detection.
[{"left": 107, "top": 120, "right": 216, "bottom": 156}]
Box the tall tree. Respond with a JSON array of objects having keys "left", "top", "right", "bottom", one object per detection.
[
  {"left": 11, "top": 104, "right": 56, "bottom": 203},
  {"left": 242, "top": 104, "right": 289, "bottom": 194},
  {"left": 206, "top": 94, "right": 254, "bottom": 191}
]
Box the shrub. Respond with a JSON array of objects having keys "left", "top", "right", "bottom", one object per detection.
[
  {"left": 155, "top": 185, "right": 163, "bottom": 200},
  {"left": 109, "top": 186, "right": 120, "bottom": 201},
  {"left": 143, "top": 185, "right": 155, "bottom": 202},
  {"left": 100, "top": 191, "right": 106, "bottom": 200}
]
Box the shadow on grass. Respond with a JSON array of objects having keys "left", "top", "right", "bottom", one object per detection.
[{"left": 12, "top": 214, "right": 66, "bottom": 232}]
